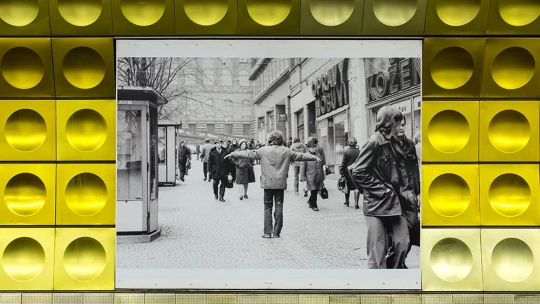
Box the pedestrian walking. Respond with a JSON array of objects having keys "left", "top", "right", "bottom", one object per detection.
[
  {"left": 289, "top": 138, "right": 306, "bottom": 196},
  {"left": 177, "top": 141, "right": 190, "bottom": 182},
  {"left": 196, "top": 143, "right": 201, "bottom": 160},
  {"left": 349, "top": 105, "right": 410, "bottom": 269},
  {"left": 301, "top": 137, "right": 326, "bottom": 212},
  {"left": 225, "top": 130, "right": 320, "bottom": 238},
  {"left": 208, "top": 139, "right": 236, "bottom": 202},
  {"left": 200, "top": 138, "right": 214, "bottom": 181},
  {"left": 185, "top": 143, "right": 191, "bottom": 176},
  {"left": 231, "top": 139, "right": 256, "bottom": 200},
  {"left": 340, "top": 137, "right": 361, "bottom": 209}
]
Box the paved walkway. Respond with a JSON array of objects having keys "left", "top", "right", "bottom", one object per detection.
[{"left": 117, "top": 155, "right": 420, "bottom": 269}]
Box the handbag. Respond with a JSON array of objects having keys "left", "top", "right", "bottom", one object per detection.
[
  {"left": 225, "top": 174, "right": 234, "bottom": 188},
  {"left": 320, "top": 185, "right": 329, "bottom": 199},
  {"left": 325, "top": 166, "right": 332, "bottom": 175},
  {"left": 337, "top": 176, "right": 348, "bottom": 194}
]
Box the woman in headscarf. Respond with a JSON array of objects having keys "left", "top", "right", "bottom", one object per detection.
[
  {"left": 231, "top": 139, "right": 256, "bottom": 200},
  {"left": 301, "top": 137, "right": 326, "bottom": 212}
]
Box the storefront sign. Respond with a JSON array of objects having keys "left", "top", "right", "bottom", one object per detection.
[
  {"left": 366, "top": 58, "right": 421, "bottom": 103},
  {"left": 278, "top": 113, "right": 287, "bottom": 122},
  {"left": 311, "top": 59, "right": 350, "bottom": 118}
]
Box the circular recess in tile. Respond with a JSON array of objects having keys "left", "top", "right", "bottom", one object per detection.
[
  {"left": 427, "top": 110, "right": 470, "bottom": 153},
  {"left": 431, "top": 238, "right": 473, "bottom": 282},
  {"left": 2, "top": 237, "right": 45, "bottom": 282},
  {"left": 1, "top": 47, "right": 44, "bottom": 90},
  {"left": 4, "top": 173, "right": 46, "bottom": 217},
  {"left": 0, "top": 0, "right": 40, "bottom": 27},
  {"left": 65, "top": 109, "right": 108, "bottom": 152},
  {"left": 499, "top": 0, "right": 540, "bottom": 27},
  {"left": 246, "top": 0, "right": 292, "bottom": 26},
  {"left": 489, "top": 173, "right": 531, "bottom": 217},
  {"left": 62, "top": 47, "right": 106, "bottom": 89},
  {"left": 492, "top": 238, "right": 533, "bottom": 282},
  {"left": 431, "top": 47, "right": 474, "bottom": 90},
  {"left": 372, "top": 0, "right": 418, "bottom": 27},
  {"left": 184, "top": 0, "right": 228, "bottom": 26},
  {"left": 63, "top": 237, "right": 106, "bottom": 281},
  {"left": 429, "top": 174, "right": 471, "bottom": 217},
  {"left": 65, "top": 173, "right": 107, "bottom": 217},
  {"left": 436, "top": 0, "right": 481, "bottom": 26},
  {"left": 488, "top": 110, "right": 530, "bottom": 153},
  {"left": 309, "top": 0, "right": 355, "bottom": 27},
  {"left": 120, "top": 0, "right": 165, "bottom": 26},
  {"left": 492, "top": 47, "right": 535, "bottom": 90},
  {"left": 5, "top": 109, "right": 47, "bottom": 152},
  {"left": 57, "top": 0, "right": 103, "bottom": 27}
]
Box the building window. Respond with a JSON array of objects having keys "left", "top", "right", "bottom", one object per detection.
[
  {"left": 243, "top": 124, "right": 251, "bottom": 137},
  {"left": 225, "top": 124, "right": 233, "bottom": 135},
  {"left": 207, "top": 124, "right": 215, "bottom": 134},
  {"left": 243, "top": 100, "right": 252, "bottom": 117},
  {"left": 239, "top": 70, "right": 249, "bottom": 86},
  {"left": 224, "top": 100, "right": 234, "bottom": 118},
  {"left": 222, "top": 69, "right": 233, "bottom": 86},
  {"left": 188, "top": 124, "right": 197, "bottom": 134}
]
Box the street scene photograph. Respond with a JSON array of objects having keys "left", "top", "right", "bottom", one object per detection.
[{"left": 114, "top": 40, "right": 422, "bottom": 288}]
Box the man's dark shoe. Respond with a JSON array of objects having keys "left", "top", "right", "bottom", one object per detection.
[
  {"left": 219, "top": 197, "right": 225, "bottom": 202},
  {"left": 214, "top": 194, "right": 218, "bottom": 200},
  {"left": 272, "top": 234, "right": 280, "bottom": 238}
]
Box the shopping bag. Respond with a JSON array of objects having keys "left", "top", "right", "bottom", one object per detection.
[{"left": 320, "top": 185, "right": 329, "bottom": 199}]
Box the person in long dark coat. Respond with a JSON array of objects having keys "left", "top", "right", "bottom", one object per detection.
[
  {"left": 340, "top": 137, "right": 361, "bottom": 209},
  {"left": 208, "top": 140, "right": 236, "bottom": 202},
  {"left": 301, "top": 137, "right": 325, "bottom": 212},
  {"left": 289, "top": 138, "right": 306, "bottom": 196},
  {"left": 231, "top": 139, "right": 256, "bottom": 200},
  {"left": 177, "top": 141, "right": 190, "bottom": 182}
]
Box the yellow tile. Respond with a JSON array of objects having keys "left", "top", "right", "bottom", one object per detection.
[
  {"left": 329, "top": 295, "right": 359, "bottom": 304},
  {"left": 424, "top": 0, "right": 490, "bottom": 35},
  {"left": 112, "top": 0, "right": 175, "bottom": 35},
  {"left": 0, "top": 164, "right": 55, "bottom": 225},
  {"left": 0, "top": 228, "right": 55, "bottom": 290},
  {"left": 0, "top": 100, "right": 56, "bottom": 161},
  {"left": 267, "top": 295, "right": 297, "bottom": 304},
  {"left": 57, "top": 100, "right": 116, "bottom": 161},
  {"left": 481, "top": 39, "right": 540, "bottom": 98},
  {"left": 83, "top": 293, "right": 113, "bottom": 304},
  {"left": 421, "top": 228, "right": 483, "bottom": 291},
  {"left": 49, "top": 0, "right": 113, "bottom": 35},
  {"left": 360, "top": 295, "right": 391, "bottom": 304},
  {"left": 0, "top": 293, "right": 21, "bottom": 304},
  {"left": 51, "top": 38, "right": 115, "bottom": 98},
  {"left": 54, "top": 228, "right": 115, "bottom": 290},
  {"left": 422, "top": 165, "right": 479, "bottom": 227},
  {"left": 479, "top": 164, "right": 540, "bottom": 226},
  {"left": 392, "top": 295, "right": 421, "bottom": 304},
  {"left": 481, "top": 228, "right": 540, "bottom": 291},
  {"left": 114, "top": 294, "right": 144, "bottom": 304},
  {"left": 452, "top": 294, "right": 484, "bottom": 304},
  {"left": 175, "top": 0, "right": 237, "bottom": 34},
  {"left": 21, "top": 294, "right": 52, "bottom": 304},
  {"left": 56, "top": 164, "right": 115, "bottom": 225},
  {"left": 423, "top": 38, "right": 486, "bottom": 98},
  {"left": 300, "top": 0, "right": 364, "bottom": 35},
  {"left": 176, "top": 294, "right": 207, "bottom": 304},
  {"left": 421, "top": 295, "right": 452, "bottom": 304},
  {"left": 298, "top": 295, "right": 328, "bottom": 304},
  {"left": 362, "top": 0, "right": 428, "bottom": 35},
  {"left": 0, "top": 0, "right": 50, "bottom": 36},
  {"left": 487, "top": 0, "right": 540, "bottom": 35},
  {"left": 484, "top": 294, "right": 514, "bottom": 304},
  {"left": 0, "top": 38, "right": 54, "bottom": 97},
  {"left": 238, "top": 0, "right": 300, "bottom": 35},
  {"left": 422, "top": 101, "right": 479, "bottom": 162},
  {"left": 145, "top": 294, "right": 176, "bottom": 304},
  {"left": 479, "top": 101, "right": 539, "bottom": 162},
  {"left": 53, "top": 293, "right": 83, "bottom": 304},
  {"left": 208, "top": 295, "right": 237, "bottom": 304}
]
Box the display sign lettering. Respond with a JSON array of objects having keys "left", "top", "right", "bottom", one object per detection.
[
  {"left": 366, "top": 58, "right": 421, "bottom": 103},
  {"left": 311, "top": 59, "right": 350, "bottom": 118}
]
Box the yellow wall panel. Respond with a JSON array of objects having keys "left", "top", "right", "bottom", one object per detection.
[
  {"left": 56, "top": 164, "right": 116, "bottom": 226},
  {"left": 479, "top": 101, "right": 539, "bottom": 162},
  {"left": 422, "top": 101, "right": 479, "bottom": 162},
  {"left": 0, "top": 164, "right": 55, "bottom": 226},
  {"left": 362, "top": 0, "right": 427, "bottom": 35},
  {"left": 112, "top": 0, "right": 175, "bottom": 35},
  {"left": 422, "top": 165, "right": 479, "bottom": 227},
  {"left": 479, "top": 164, "right": 539, "bottom": 226},
  {"left": 300, "top": 0, "right": 364, "bottom": 35},
  {"left": 424, "top": 0, "right": 490, "bottom": 35},
  {"left": 0, "top": 228, "right": 55, "bottom": 290},
  {"left": 421, "top": 228, "right": 483, "bottom": 291},
  {"left": 238, "top": 0, "right": 300, "bottom": 35},
  {"left": 48, "top": 0, "right": 113, "bottom": 36},
  {"left": 0, "top": 0, "right": 51, "bottom": 36},
  {"left": 487, "top": 0, "right": 540, "bottom": 35},
  {"left": 51, "top": 38, "right": 115, "bottom": 98},
  {"left": 0, "top": 100, "right": 56, "bottom": 161},
  {"left": 54, "top": 228, "right": 115, "bottom": 290},
  {"left": 57, "top": 100, "right": 116, "bottom": 161},
  {"left": 481, "top": 229, "right": 540, "bottom": 291},
  {"left": 175, "top": 0, "right": 237, "bottom": 35},
  {"left": 423, "top": 38, "right": 486, "bottom": 98},
  {"left": 481, "top": 39, "right": 540, "bottom": 98},
  {"left": 0, "top": 38, "right": 55, "bottom": 98}
]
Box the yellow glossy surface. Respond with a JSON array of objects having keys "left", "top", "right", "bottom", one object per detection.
[
  {"left": 246, "top": 0, "right": 292, "bottom": 26},
  {"left": 422, "top": 228, "right": 483, "bottom": 291},
  {"left": 425, "top": 0, "right": 490, "bottom": 35},
  {"left": 54, "top": 228, "right": 114, "bottom": 290},
  {"left": 184, "top": 0, "right": 228, "bottom": 26},
  {"left": 4, "top": 109, "right": 47, "bottom": 152},
  {"left": 0, "top": 0, "right": 40, "bottom": 27},
  {"left": 491, "top": 47, "right": 535, "bottom": 90},
  {"left": 498, "top": 0, "right": 540, "bottom": 27},
  {"left": 56, "top": 164, "right": 115, "bottom": 225},
  {"left": 62, "top": 47, "right": 105, "bottom": 90},
  {"left": 4, "top": 173, "right": 46, "bottom": 217},
  {"left": 422, "top": 101, "right": 479, "bottom": 162},
  {"left": 372, "top": 0, "right": 418, "bottom": 26},
  {"left": 479, "top": 101, "right": 539, "bottom": 162},
  {"left": 66, "top": 109, "right": 108, "bottom": 152},
  {"left": 0, "top": 228, "right": 54, "bottom": 290},
  {"left": 308, "top": 0, "right": 355, "bottom": 26},
  {"left": 481, "top": 229, "right": 540, "bottom": 291},
  {"left": 1, "top": 47, "right": 44, "bottom": 90},
  {"left": 57, "top": 0, "right": 102, "bottom": 26},
  {"left": 431, "top": 47, "right": 474, "bottom": 90},
  {"left": 422, "top": 165, "right": 479, "bottom": 226},
  {"left": 480, "top": 165, "right": 539, "bottom": 226},
  {"left": 120, "top": 0, "right": 165, "bottom": 26},
  {"left": 436, "top": 0, "right": 481, "bottom": 27}
]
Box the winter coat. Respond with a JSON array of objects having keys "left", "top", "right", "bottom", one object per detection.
[
  {"left": 177, "top": 146, "right": 190, "bottom": 165},
  {"left": 289, "top": 142, "right": 306, "bottom": 167},
  {"left": 302, "top": 147, "right": 325, "bottom": 191},
  {"left": 229, "top": 145, "right": 319, "bottom": 190},
  {"left": 340, "top": 146, "right": 360, "bottom": 191},
  {"left": 200, "top": 143, "right": 214, "bottom": 162},
  {"left": 208, "top": 147, "right": 235, "bottom": 180},
  {"left": 232, "top": 156, "right": 256, "bottom": 184},
  {"left": 348, "top": 132, "right": 402, "bottom": 217}
]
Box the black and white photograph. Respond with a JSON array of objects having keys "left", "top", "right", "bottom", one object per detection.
[{"left": 115, "top": 40, "right": 422, "bottom": 290}]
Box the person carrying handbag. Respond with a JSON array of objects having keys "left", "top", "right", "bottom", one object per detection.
[{"left": 301, "top": 137, "right": 326, "bottom": 211}]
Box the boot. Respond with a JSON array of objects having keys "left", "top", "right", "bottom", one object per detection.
[{"left": 344, "top": 200, "right": 349, "bottom": 207}]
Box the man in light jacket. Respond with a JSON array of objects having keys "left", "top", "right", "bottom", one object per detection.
[
  {"left": 200, "top": 138, "right": 214, "bottom": 182},
  {"left": 225, "top": 130, "right": 320, "bottom": 238},
  {"left": 289, "top": 137, "right": 306, "bottom": 196}
]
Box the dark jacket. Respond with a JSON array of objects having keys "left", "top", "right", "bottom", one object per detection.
[
  {"left": 208, "top": 147, "right": 235, "bottom": 179},
  {"left": 302, "top": 147, "right": 325, "bottom": 191},
  {"left": 177, "top": 146, "right": 190, "bottom": 165},
  {"left": 289, "top": 142, "right": 306, "bottom": 167},
  {"left": 349, "top": 132, "right": 402, "bottom": 217},
  {"left": 340, "top": 146, "right": 360, "bottom": 191}
]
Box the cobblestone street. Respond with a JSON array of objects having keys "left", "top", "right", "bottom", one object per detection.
[{"left": 117, "top": 155, "right": 420, "bottom": 269}]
